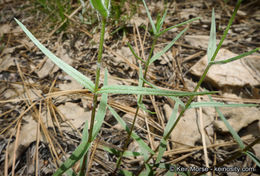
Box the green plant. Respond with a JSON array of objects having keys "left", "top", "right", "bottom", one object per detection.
[
  {"left": 14, "top": 0, "right": 259, "bottom": 175},
  {"left": 31, "top": 0, "right": 72, "bottom": 31}
]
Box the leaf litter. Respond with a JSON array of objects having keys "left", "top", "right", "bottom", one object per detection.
[{"left": 0, "top": 0, "right": 259, "bottom": 175}]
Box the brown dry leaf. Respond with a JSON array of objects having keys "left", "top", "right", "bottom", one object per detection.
[
  {"left": 0, "top": 24, "right": 11, "bottom": 36},
  {"left": 3, "top": 83, "right": 42, "bottom": 100},
  {"left": 106, "top": 71, "right": 124, "bottom": 85},
  {"left": 243, "top": 55, "right": 260, "bottom": 82},
  {"left": 190, "top": 48, "right": 260, "bottom": 87},
  {"left": 213, "top": 107, "right": 260, "bottom": 133},
  {"left": 113, "top": 47, "right": 133, "bottom": 66},
  {"left": 7, "top": 115, "right": 38, "bottom": 167},
  {"left": 130, "top": 14, "right": 147, "bottom": 27},
  {"left": 122, "top": 113, "right": 144, "bottom": 129},
  {"left": 36, "top": 43, "right": 74, "bottom": 78},
  {"left": 164, "top": 104, "right": 214, "bottom": 147},
  {"left": 58, "top": 102, "right": 91, "bottom": 130},
  {"left": 179, "top": 9, "right": 200, "bottom": 20},
  {"left": 252, "top": 10, "right": 260, "bottom": 21},
  {"left": 36, "top": 57, "right": 58, "bottom": 79},
  {"left": 0, "top": 46, "right": 18, "bottom": 73},
  {"left": 128, "top": 140, "right": 141, "bottom": 155},
  {"left": 0, "top": 54, "right": 15, "bottom": 72},
  {"left": 253, "top": 144, "right": 260, "bottom": 159},
  {"left": 58, "top": 75, "right": 83, "bottom": 91},
  {"left": 185, "top": 35, "right": 232, "bottom": 49}
]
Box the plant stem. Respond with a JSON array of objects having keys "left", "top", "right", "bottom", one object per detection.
[
  {"left": 80, "top": 17, "right": 106, "bottom": 175},
  {"left": 112, "top": 37, "right": 158, "bottom": 175},
  {"left": 89, "top": 17, "right": 106, "bottom": 143},
  {"left": 136, "top": 0, "right": 242, "bottom": 174}
]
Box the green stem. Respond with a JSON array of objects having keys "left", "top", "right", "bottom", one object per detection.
[
  {"left": 112, "top": 37, "right": 158, "bottom": 175},
  {"left": 80, "top": 17, "right": 106, "bottom": 175},
  {"left": 89, "top": 17, "right": 106, "bottom": 143},
  {"left": 137, "top": 0, "right": 242, "bottom": 174}
]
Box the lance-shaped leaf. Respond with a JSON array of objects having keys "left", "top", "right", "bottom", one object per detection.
[
  {"left": 142, "top": 0, "right": 157, "bottom": 35},
  {"left": 14, "top": 18, "right": 95, "bottom": 92},
  {"left": 246, "top": 151, "right": 260, "bottom": 167},
  {"left": 155, "top": 8, "right": 168, "bottom": 32},
  {"left": 208, "top": 95, "right": 245, "bottom": 149},
  {"left": 53, "top": 140, "right": 91, "bottom": 176},
  {"left": 108, "top": 105, "right": 154, "bottom": 156},
  {"left": 207, "top": 9, "right": 217, "bottom": 63},
  {"left": 149, "top": 27, "right": 187, "bottom": 65},
  {"left": 90, "top": 0, "right": 111, "bottom": 18},
  {"left": 156, "top": 102, "right": 180, "bottom": 164},
  {"left": 189, "top": 102, "right": 257, "bottom": 108},
  {"left": 97, "top": 85, "right": 218, "bottom": 97},
  {"left": 91, "top": 69, "right": 108, "bottom": 141},
  {"left": 157, "top": 17, "right": 200, "bottom": 37},
  {"left": 209, "top": 48, "right": 260, "bottom": 65}
]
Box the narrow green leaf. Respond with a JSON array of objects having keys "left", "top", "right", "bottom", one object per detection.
[
  {"left": 97, "top": 85, "right": 218, "bottom": 97},
  {"left": 53, "top": 142, "right": 91, "bottom": 176},
  {"left": 92, "top": 69, "right": 108, "bottom": 140},
  {"left": 65, "top": 169, "right": 77, "bottom": 176},
  {"left": 149, "top": 27, "right": 188, "bottom": 65},
  {"left": 189, "top": 102, "right": 257, "bottom": 108},
  {"left": 90, "top": 0, "right": 111, "bottom": 18},
  {"left": 156, "top": 8, "right": 168, "bottom": 32},
  {"left": 137, "top": 62, "right": 144, "bottom": 103},
  {"left": 103, "top": 146, "right": 120, "bottom": 156},
  {"left": 163, "top": 102, "right": 179, "bottom": 137},
  {"left": 140, "top": 79, "right": 186, "bottom": 108},
  {"left": 216, "top": 108, "right": 245, "bottom": 148},
  {"left": 246, "top": 151, "right": 260, "bottom": 167},
  {"left": 127, "top": 43, "right": 145, "bottom": 63},
  {"left": 164, "top": 171, "right": 173, "bottom": 176},
  {"left": 138, "top": 102, "right": 156, "bottom": 114},
  {"left": 123, "top": 151, "right": 141, "bottom": 157},
  {"left": 156, "top": 138, "right": 167, "bottom": 164},
  {"left": 14, "top": 18, "right": 95, "bottom": 92},
  {"left": 139, "top": 164, "right": 153, "bottom": 176},
  {"left": 141, "top": 78, "right": 156, "bottom": 88},
  {"left": 81, "top": 121, "right": 89, "bottom": 142},
  {"left": 210, "top": 48, "right": 260, "bottom": 65},
  {"left": 155, "top": 14, "right": 162, "bottom": 33},
  {"left": 142, "top": 0, "right": 157, "bottom": 35},
  {"left": 137, "top": 63, "right": 155, "bottom": 114},
  {"left": 119, "top": 169, "right": 134, "bottom": 176},
  {"left": 170, "top": 96, "right": 185, "bottom": 108},
  {"left": 208, "top": 96, "right": 245, "bottom": 149},
  {"left": 209, "top": 0, "right": 242, "bottom": 62},
  {"left": 156, "top": 102, "right": 180, "bottom": 164},
  {"left": 157, "top": 17, "right": 200, "bottom": 37},
  {"left": 207, "top": 9, "right": 217, "bottom": 63},
  {"left": 78, "top": 120, "right": 89, "bottom": 176},
  {"left": 108, "top": 105, "right": 154, "bottom": 156}
]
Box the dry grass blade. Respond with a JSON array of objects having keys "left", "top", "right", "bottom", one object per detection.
[
  {"left": 2, "top": 0, "right": 259, "bottom": 175},
  {"left": 11, "top": 118, "right": 21, "bottom": 176},
  {"left": 197, "top": 95, "right": 209, "bottom": 174}
]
